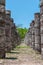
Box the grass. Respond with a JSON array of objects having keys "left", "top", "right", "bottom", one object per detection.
[
  {"left": 6, "top": 51, "right": 20, "bottom": 54},
  {"left": 5, "top": 45, "right": 42, "bottom": 61},
  {"left": 16, "top": 46, "right": 30, "bottom": 48}
]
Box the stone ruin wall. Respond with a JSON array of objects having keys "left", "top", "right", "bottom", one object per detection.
[
  {"left": 24, "top": 28, "right": 32, "bottom": 47},
  {"left": 40, "top": 0, "right": 43, "bottom": 57},
  {"left": 24, "top": 0, "right": 43, "bottom": 58},
  {"left": 31, "top": 20, "right": 35, "bottom": 49},
  {"left": 0, "top": 0, "right": 21, "bottom": 58},
  {"left": 34, "top": 13, "right": 41, "bottom": 52}
]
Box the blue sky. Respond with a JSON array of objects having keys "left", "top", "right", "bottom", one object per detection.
[{"left": 6, "top": 0, "right": 40, "bottom": 28}]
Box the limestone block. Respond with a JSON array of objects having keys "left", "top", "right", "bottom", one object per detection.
[{"left": 0, "top": 0, "right": 5, "bottom": 5}]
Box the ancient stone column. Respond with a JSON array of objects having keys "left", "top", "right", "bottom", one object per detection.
[
  {"left": 24, "top": 30, "right": 30, "bottom": 46},
  {"left": 0, "top": 19, "right": 6, "bottom": 58},
  {"left": 11, "top": 23, "right": 16, "bottom": 48},
  {"left": 5, "top": 10, "right": 12, "bottom": 52},
  {"left": 40, "top": 0, "right": 43, "bottom": 56},
  {"left": 34, "top": 13, "right": 41, "bottom": 52},
  {"left": 0, "top": 0, "right": 6, "bottom": 58},
  {"left": 11, "top": 23, "right": 17, "bottom": 47},
  {"left": 0, "top": 0, "right": 5, "bottom": 13},
  {"left": 28, "top": 28, "right": 32, "bottom": 47},
  {"left": 31, "top": 20, "right": 35, "bottom": 49},
  {"left": 15, "top": 30, "right": 21, "bottom": 46},
  {"left": 0, "top": 0, "right": 5, "bottom": 5},
  {"left": 11, "top": 19, "right": 14, "bottom": 48},
  {"left": 13, "top": 24, "right": 20, "bottom": 47},
  {"left": 11, "top": 20, "right": 21, "bottom": 48}
]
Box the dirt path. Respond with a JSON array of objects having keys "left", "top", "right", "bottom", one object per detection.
[{"left": 0, "top": 46, "right": 43, "bottom": 65}]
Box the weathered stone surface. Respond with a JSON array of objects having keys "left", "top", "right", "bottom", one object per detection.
[
  {"left": 5, "top": 10, "right": 12, "bottom": 52},
  {"left": 0, "top": 19, "right": 6, "bottom": 58},
  {"left": 0, "top": 0, "right": 21, "bottom": 58},
  {"left": 0, "top": 0, "right": 5, "bottom": 58},
  {"left": 0, "top": 0, "right": 5, "bottom": 5},
  {"left": 24, "top": 31, "right": 30, "bottom": 46},
  {"left": 24, "top": 28, "right": 32, "bottom": 47},
  {"left": 34, "top": 13, "right": 41, "bottom": 52},
  {"left": 40, "top": 0, "right": 43, "bottom": 56},
  {"left": 24, "top": 0, "right": 43, "bottom": 59},
  {"left": 31, "top": 20, "right": 35, "bottom": 49}
]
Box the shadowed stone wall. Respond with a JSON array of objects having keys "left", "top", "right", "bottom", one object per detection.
[
  {"left": 5, "top": 10, "right": 12, "bottom": 52},
  {"left": 34, "top": 13, "right": 41, "bottom": 52},
  {"left": 31, "top": 20, "right": 35, "bottom": 49},
  {"left": 28, "top": 28, "right": 32, "bottom": 47},
  {"left": 0, "top": 0, "right": 21, "bottom": 58},
  {"left": 0, "top": 0, "right": 6, "bottom": 58},
  {"left": 0, "top": 19, "right": 5, "bottom": 58}
]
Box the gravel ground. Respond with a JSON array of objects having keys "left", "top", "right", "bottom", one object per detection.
[{"left": 0, "top": 46, "right": 43, "bottom": 65}]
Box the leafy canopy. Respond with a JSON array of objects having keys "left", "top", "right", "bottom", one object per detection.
[{"left": 17, "top": 27, "right": 28, "bottom": 39}]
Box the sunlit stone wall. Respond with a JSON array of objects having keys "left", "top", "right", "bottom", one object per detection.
[{"left": 40, "top": 0, "right": 43, "bottom": 56}]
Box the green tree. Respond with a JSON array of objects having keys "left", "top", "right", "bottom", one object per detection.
[{"left": 17, "top": 27, "right": 28, "bottom": 39}]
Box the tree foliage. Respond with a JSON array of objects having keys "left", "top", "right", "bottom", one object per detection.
[{"left": 17, "top": 27, "right": 28, "bottom": 39}]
